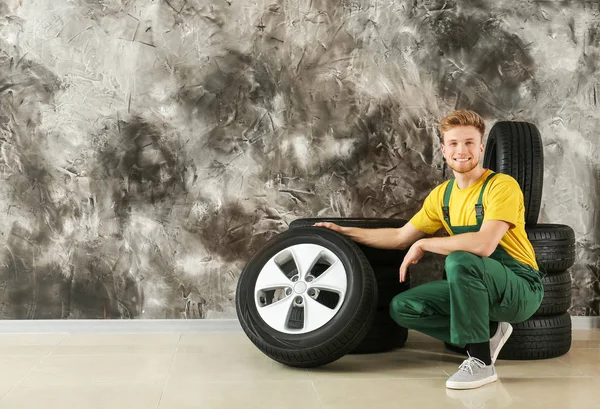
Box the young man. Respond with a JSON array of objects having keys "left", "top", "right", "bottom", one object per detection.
[{"left": 314, "top": 110, "right": 544, "bottom": 390}]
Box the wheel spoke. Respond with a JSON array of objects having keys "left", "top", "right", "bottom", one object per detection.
[
  {"left": 290, "top": 244, "right": 323, "bottom": 280},
  {"left": 309, "top": 261, "right": 347, "bottom": 294},
  {"left": 257, "top": 295, "right": 294, "bottom": 332},
  {"left": 255, "top": 259, "right": 292, "bottom": 292},
  {"left": 303, "top": 296, "right": 337, "bottom": 333}
]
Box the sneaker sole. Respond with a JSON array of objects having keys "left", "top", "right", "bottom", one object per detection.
[
  {"left": 445, "top": 373, "right": 498, "bottom": 390},
  {"left": 491, "top": 324, "right": 513, "bottom": 365}
]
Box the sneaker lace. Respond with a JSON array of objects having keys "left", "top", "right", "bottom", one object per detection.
[{"left": 458, "top": 354, "right": 486, "bottom": 375}]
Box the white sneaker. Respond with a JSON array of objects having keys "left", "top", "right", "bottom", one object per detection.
[
  {"left": 489, "top": 322, "right": 513, "bottom": 364},
  {"left": 446, "top": 356, "right": 498, "bottom": 390}
]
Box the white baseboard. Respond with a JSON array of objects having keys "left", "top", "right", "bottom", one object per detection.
[
  {"left": 571, "top": 316, "right": 600, "bottom": 329},
  {"left": 0, "top": 316, "right": 596, "bottom": 333}
]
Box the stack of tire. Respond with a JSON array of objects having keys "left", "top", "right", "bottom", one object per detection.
[{"left": 445, "top": 121, "right": 575, "bottom": 360}]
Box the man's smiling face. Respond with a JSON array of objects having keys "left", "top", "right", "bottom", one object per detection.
[{"left": 441, "top": 126, "right": 485, "bottom": 174}]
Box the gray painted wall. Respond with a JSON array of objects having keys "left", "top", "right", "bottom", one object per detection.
[{"left": 0, "top": 0, "right": 597, "bottom": 319}]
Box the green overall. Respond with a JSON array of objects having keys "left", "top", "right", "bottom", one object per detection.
[{"left": 389, "top": 172, "right": 544, "bottom": 346}]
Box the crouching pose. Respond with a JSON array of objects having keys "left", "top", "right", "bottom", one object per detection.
[{"left": 316, "top": 110, "right": 543, "bottom": 390}]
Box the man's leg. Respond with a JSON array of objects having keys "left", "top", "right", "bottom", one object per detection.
[
  {"left": 390, "top": 279, "right": 495, "bottom": 365},
  {"left": 389, "top": 278, "right": 505, "bottom": 347},
  {"left": 445, "top": 251, "right": 542, "bottom": 345},
  {"left": 389, "top": 279, "right": 453, "bottom": 343},
  {"left": 443, "top": 250, "right": 542, "bottom": 390},
  {"left": 389, "top": 251, "right": 540, "bottom": 343}
]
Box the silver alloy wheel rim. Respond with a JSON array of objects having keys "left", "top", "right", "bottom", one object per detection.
[{"left": 254, "top": 243, "right": 348, "bottom": 334}]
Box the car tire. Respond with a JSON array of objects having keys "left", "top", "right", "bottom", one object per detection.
[
  {"left": 498, "top": 312, "right": 572, "bottom": 360},
  {"left": 349, "top": 307, "right": 408, "bottom": 354},
  {"left": 533, "top": 271, "right": 572, "bottom": 316},
  {"left": 444, "top": 312, "right": 573, "bottom": 360},
  {"left": 444, "top": 341, "right": 468, "bottom": 356},
  {"left": 236, "top": 227, "right": 377, "bottom": 368},
  {"left": 527, "top": 224, "right": 576, "bottom": 274},
  {"left": 483, "top": 121, "right": 544, "bottom": 226},
  {"left": 373, "top": 266, "right": 410, "bottom": 309}
]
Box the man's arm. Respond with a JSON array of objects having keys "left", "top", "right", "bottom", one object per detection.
[
  {"left": 314, "top": 186, "right": 443, "bottom": 250},
  {"left": 398, "top": 220, "right": 511, "bottom": 282},
  {"left": 312, "top": 222, "right": 428, "bottom": 250},
  {"left": 417, "top": 220, "right": 511, "bottom": 257}
]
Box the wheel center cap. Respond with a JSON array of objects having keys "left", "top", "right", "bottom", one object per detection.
[{"left": 294, "top": 282, "right": 307, "bottom": 294}]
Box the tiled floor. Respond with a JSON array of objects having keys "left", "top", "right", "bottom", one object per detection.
[{"left": 0, "top": 329, "right": 598, "bottom": 409}]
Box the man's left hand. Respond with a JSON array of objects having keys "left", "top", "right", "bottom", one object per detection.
[{"left": 399, "top": 240, "right": 425, "bottom": 282}]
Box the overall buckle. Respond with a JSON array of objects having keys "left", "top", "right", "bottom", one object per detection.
[{"left": 475, "top": 204, "right": 484, "bottom": 218}]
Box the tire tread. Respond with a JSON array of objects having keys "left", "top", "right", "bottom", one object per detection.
[{"left": 498, "top": 313, "right": 572, "bottom": 360}]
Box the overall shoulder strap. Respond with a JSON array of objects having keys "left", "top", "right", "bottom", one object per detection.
[
  {"left": 442, "top": 179, "right": 454, "bottom": 226},
  {"left": 475, "top": 172, "right": 498, "bottom": 224}
]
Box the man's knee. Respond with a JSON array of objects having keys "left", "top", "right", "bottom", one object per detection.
[
  {"left": 389, "top": 291, "right": 429, "bottom": 324},
  {"left": 445, "top": 251, "right": 482, "bottom": 281},
  {"left": 389, "top": 293, "right": 414, "bottom": 325},
  {"left": 390, "top": 293, "right": 407, "bottom": 313}
]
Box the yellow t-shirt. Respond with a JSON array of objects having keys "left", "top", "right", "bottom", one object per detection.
[{"left": 409, "top": 169, "right": 538, "bottom": 270}]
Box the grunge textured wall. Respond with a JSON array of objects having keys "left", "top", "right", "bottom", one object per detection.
[{"left": 0, "top": 0, "right": 598, "bottom": 319}]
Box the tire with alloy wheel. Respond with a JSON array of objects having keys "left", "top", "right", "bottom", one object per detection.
[
  {"left": 236, "top": 227, "right": 377, "bottom": 368},
  {"left": 289, "top": 218, "right": 408, "bottom": 267},
  {"left": 526, "top": 224, "right": 576, "bottom": 274},
  {"left": 483, "top": 121, "right": 544, "bottom": 226}
]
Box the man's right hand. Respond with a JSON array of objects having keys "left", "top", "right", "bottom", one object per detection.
[{"left": 313, "top": 222, "right": 347, "bottom": 234}]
